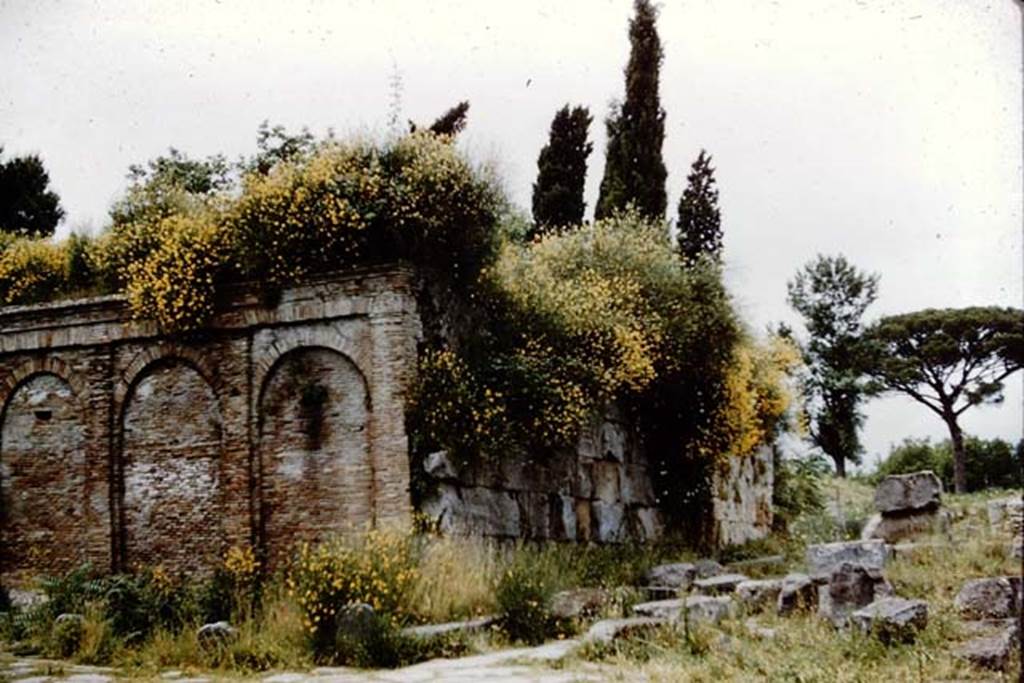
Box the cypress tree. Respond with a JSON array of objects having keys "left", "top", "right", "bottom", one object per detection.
[
  {"left": 409, "top": 101, "right": 470, "bottom": 137},
  {"left": 676, "top": 150, "right": 722, "bottom": 264},
  {"left": 595, "top": 0, "right": 667, "bottom": 221},
  {"left": 531, "top": 105, "right": 593, "bottom": 237}
]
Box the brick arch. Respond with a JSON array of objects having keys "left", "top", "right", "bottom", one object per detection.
[
  {"left": 117, "top": 355, "right": 225, "bottom": 574},
  {"left": 115, "top": 343, "right": 224, "bottom": 410},
  {"left": 251, "top": 327, "right": 370, "bottom": 414},
  {"left": 0, "top": 356, "right": 87, "bottom": 417}
]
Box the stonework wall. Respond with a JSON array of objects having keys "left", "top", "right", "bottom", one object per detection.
[
  {"left": 711, "top": 446, "right": 774, "bottom": 547},
  {"left": 0, "top": 267, "right": 420, "bottom": 583},
  {"left": 419, "top": 405, "right": 666, "bottom": 543}
]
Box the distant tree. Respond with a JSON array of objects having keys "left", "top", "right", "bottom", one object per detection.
[
  {"left": 787, "top": 255, "right": 879, "bottom": 477},
  {"left": 531, "top": 105, "right": 593, "bottom": 237},
  {"left": 0, "top": 147, "right": 64, "bottom": 237},
  {"left": 410, "top": 101, "right": 470, "bottom": 137},
  {"left": 246, "top": 120, "right": 318, "bottom": 175},
  {"left": 676, "top": 150, "right": 722, "bottom": 264},
  {"left": 595, "top": 0, "right": 667, "bottom": 221},
  {"left": 111, "top": 147, "right": 233, "bottom": 225},
  {"left": 863, "top": 306, "right": 1024, "bottom": 493}
]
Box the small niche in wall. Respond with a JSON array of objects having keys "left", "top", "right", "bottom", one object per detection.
[
  {"left": 299, "top": 382, "right": 328, "bottom": 450},
  {"left": 34, "top": 409, "right": 53, "bottom": 421}
]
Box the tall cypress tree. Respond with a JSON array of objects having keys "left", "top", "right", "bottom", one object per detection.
[
  {"left": 676, "top": 150, "right": 722, "bottom": 264},
  {"left": 595, "top": 0, "right": 667, "bottom": 221},
  {"left": 531, "top": 105, "right": 593, "bottom": 237}
]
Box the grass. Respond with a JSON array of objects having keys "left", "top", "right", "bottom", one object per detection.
[{"left": 2, "top": 479, "right": 1020, "bottom": 680}]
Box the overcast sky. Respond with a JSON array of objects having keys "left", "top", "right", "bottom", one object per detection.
[{"left": 1, "top": 0, "right": 1021, "bottom": 468}]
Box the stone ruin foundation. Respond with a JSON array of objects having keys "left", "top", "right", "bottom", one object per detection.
[{"left": 0, "top": 266, "right": 773, "bottom": 582}]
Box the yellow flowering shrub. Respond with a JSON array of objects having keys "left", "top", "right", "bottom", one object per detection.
[
  {"left": 123, "top": 213, "right": 231, "bottom": 331},
  {"left": 0, "top": 235, "right": 68, "bottom": 306},
  {"left": 710, "top": 335, "right": 801, "bottom": 459},
  {"left": 287, "top": 529, "right": 419, "bottom": 657}
]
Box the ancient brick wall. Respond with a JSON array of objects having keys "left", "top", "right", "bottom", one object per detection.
[{"left": 0, "top": 267, "right": 420, "bottom": 583}]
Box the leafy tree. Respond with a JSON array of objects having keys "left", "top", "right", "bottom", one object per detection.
[
  {"left": 530, "top": 105, "right": 593, "bottom": 237},
  {"left": 0, "top": 147, "right": 64, "bottom": 237},
  {"left": 111, "top": 147, "right": 233, "bottom": 226},
  {"left": 874, "top": 436, "right": 1022, "bottom": 492},
  {"left": 595, "top": 0, "right": 667, "bottom": 221},
  {"left": 246, "top": 120, "right": 318, "bottom": 175},
  {"left": 676, "top": 150, "right": 722, "bottom": 264},
  {"left": 786, "top": 255, "right": 879, "bottom": 477},
  {"left": 863, "top": 306, "right": 1024, "bottom": 493},
  {"left": 410, "top": 101, "right": 470, "bottom": 137}
]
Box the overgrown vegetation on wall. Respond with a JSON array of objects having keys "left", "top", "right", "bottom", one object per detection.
[{"left": 0, "top": 131, "right": 795, "bottom": 538}]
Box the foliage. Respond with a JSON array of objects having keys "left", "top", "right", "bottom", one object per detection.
[
  {"left": 286, "top": 529, "right": 419, "bottom": 660},
  {"left": 0, "top": 146, "right": 64, "bottom": 237},
  {"left": 676, "top": 150, "right": 722, "bottom": 265},
  {"left": 595, "top": 0, "right": 667, "bottom": 220},
  {"left": 771, "top": 452, "right": 828, "bottom": 534},
  {"left": 531, "top": 104, "right": 593, "bottom": 236},
  {"left": 863, "top": 306, "right": 1024, "bottom": 493},
  {"left": 245, "top": 120, "right": 319, "bottom": 176},
  {"left": 874, "top": 436, "right": 1023, "bottom": 493},
  {"left": 427, "top": 101, "right": 471, "bottom": 136},
  {"left": 0, "top": 235, "right": 68, "bottom": 305},
  {"left": 786, "top": 254, "right": 879, "bottom": 477},
  {"left": 495, "top": 550, "right": 561, "bottom": 645}
]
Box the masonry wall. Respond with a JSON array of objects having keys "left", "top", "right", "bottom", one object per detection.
[{"left": 0, "top": 267, "right": 420, "bottom": 583}]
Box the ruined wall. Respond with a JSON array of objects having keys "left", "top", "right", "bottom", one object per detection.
[
  {"left": 711, "top": 446, "right": 774, "bottom": 547},
  {"left": 0, "top": 267, "right": 419, "bottom": 582}
]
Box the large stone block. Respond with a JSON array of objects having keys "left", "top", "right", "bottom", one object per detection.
[
  {"left": 806, "top": 540, "right": 889, "bottom": 580},
  {"left": 861, "top": 509, "right": 948, "bottom": 543},
  {"left": 777, "top": 573, "right": 817, "bottom": 615},
  {"left": 736, "top": 579, "right": 782, "bottom": 612},
  {"left": 850, "top": 597, "right": 928, "bottom": 643},
  {"left": 818, "top": 562, "right": 886, "bottom": 627},
  {"left": 874, "top": 471, "right": 941, "bottom": 514},
  {"left": 954, "top": 577, "right": 1020, "bottom": 620},
  {"left": 643, "top": 562, "right": 696, "bottom": 590}
]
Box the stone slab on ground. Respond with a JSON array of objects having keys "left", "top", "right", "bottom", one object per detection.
[
  {"left": 874, "top": 471, "right": 942, "bottom": 514},
  {"left": 631, "top": 595, "right": 735, "bottom": 624},
  {"left": 955, "top": 630, "right": 1019, "bottom": 672},
  {"left": 805, "top": 540, "right": 889, "bottom": 580},
  {"left": 584, "top": 617, "right": 666, "bottom": 645},
  {"left": 953, "top": 577, "right": 1021, "bottom": 620},
  {"left": 400, "top": 615, "right": 496, "bottom": 639},
  {"left": 850, "top": 597, "right": 928, "bottom": 643},
  {"left": 693, "top": 573, "right": 748, "bottom": 595},
  {"left": 735, "top": 579, "right": 782, "bottom": 612},
  {"left": 642, "top": 562, "right": 696, "bottom": 590},
  {"left": 777, "top": 573, "right": 817, "bottom": 615},
  {"left": 861, "top": 510, "right": 947, "bottom": 544},
  {"left": 549, "top": 588, "right": 613, "bottom": 620}
]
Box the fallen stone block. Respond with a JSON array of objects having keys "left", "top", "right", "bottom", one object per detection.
[
  {"left": 955, "top": 630, "right": 1018, "bottom": 671},
  {"left": 632, "top": 595, "right": 735, "bottom": 625},
  {"left": 874, "top": 471, "right": 942, "bottom": 514},
  {"left": 727, "top": 554, "right": 785, "bottom": 571},
  {"left": 850, "top": 597, "right": 928, "bottom": 643},
  {"left": 777, "top": 573, "right": 817, "bottom": 615},
  {"left": 861, "top": 510, "right": 949, "bottom": 544},
  {"left": 694, "top": 559, "right": 724, "bottom": 578},
  {"left": 806, "top": 540, "right": 889, "bottom": 580},
  {"left": 401, "top": 615, "right": 496, "bottom": 639},
  {"left": 584, "top": 616, "right": 665, "bottom": 644},
  {"left": 817, "top": 562, "right": 885, "bottom": 627},
  {"left": 197, "top": 621, "right": 237, "bottom": 647},
  {"left": 954, "top": 577, "right": 1020, "bottom": 620},
  {"left": 736, "top": 579, "right": 782, "bottom": 612},
  {"left": 549, "top": 588, "right": 613, "bottom": 620},
  {"left": 642, "top": 562, "right": 696, "bottom": 590},
  {"left": 694, "top": 573, "right": 748, "bottom": 595},
  {"left": 744, "top": 617, "right": 777, "bottom": 641}
]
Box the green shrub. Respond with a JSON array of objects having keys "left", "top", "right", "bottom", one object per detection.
[
  {"left": 495, "top": 551, "right": 560, "bottom": 645},
  {"left": 874, "top": 437, "right": 1022, "bottom": 492},
  {"left": 772, "top": 453, "right": 828, "bottom": 534}
]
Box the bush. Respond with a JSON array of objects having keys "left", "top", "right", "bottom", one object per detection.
[
  {"left": 0, "top": 235, "right": 68, "bottom": 305},
  {"left": 495, "top": 549, "right": 562, "bottom": 645},
  {"left": 772, "top": 452, "right": 828, "bottom": 534},
  {"left": 287, "top": 529, "right": 419, "bottom": 662},
  {"left": 874, "top": 437, "right": 1022, "bottom": 492}
]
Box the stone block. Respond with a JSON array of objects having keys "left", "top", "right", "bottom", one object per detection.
[
  {"left": 591, "top": 461, "right": 621, "bottom": 503},
  {"left": 874, "top": 471, "right": 941, "bottom": 514},
  {"left": 818, "top": 562, "right": 884, "bottom": 627},
  {"left": 806, "top": 540, "right": 889, "bottom": 580},
  {"left": 735, "top": 579, "right": 782, "bottom": 611},
  {"left": 954, "top": 577, "right": 1019, "bottom": 620},
  {"left": 584, "top": 617, "right": 665, "bottom": 644},
  {"left": 955, "top": 631, "right": 1018, "bottom": 671},
  {"left": 592, "top": 500, "right": 626, "bottom": 543},
  {"left": 643, "top": 562, "right": 696, "bottom": 590},
  {"left": 598, "top": 420, "right": 630, "bottom": 462},
  {"left": 850, "top": 597, "right": 928, "bottom": 643},
  {"left": 777, "top": 573, "right": 817, "bottom": 615},
  {"left": 550, "top": 588, "right": 613, "bottom": 620},
  {"left": 694, "top": 573, "right": 749, "bottom": 595},
  {"left": 861, "top": 510, "right": 947, "bottom": 543}
]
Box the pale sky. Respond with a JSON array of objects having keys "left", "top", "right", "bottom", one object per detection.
[{"left": 1, "top": 0, "right": 1021, "bottom": 468}]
